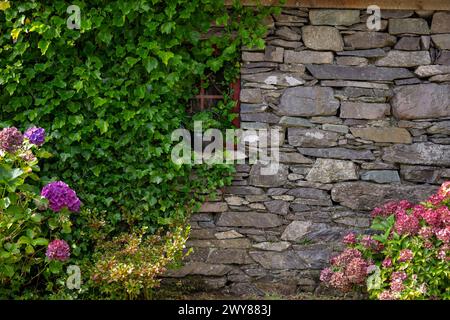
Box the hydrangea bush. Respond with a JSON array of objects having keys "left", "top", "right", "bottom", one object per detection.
[
  {"left": 0, "top": 126, "right": 80, "bottom": 298},
  {"left": 321, "top": 182, "right": 450, "bottom": 300}
]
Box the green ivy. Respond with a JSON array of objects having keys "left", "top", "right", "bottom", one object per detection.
[{"left": 0, "top": 1, "right": 280, "bottom": 231}]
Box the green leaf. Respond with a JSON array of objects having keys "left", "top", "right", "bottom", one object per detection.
[
  {"left": 38, "top": 40, "right": 50, "bottom": 55},
  {"left": 32, "top": 238, "right": 49, "bottom": 246},
  {"left": 95, "top": 119, "right": 109, "bottom": 134},
  {"left": 143, "top": 57, "right": 158, "bottom": 73}
]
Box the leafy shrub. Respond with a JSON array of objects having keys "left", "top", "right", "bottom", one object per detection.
[
  {"left": 321, "top": 182, "right": 450, "bottom": 300},
  {"left": 0, "top": 0, "right": 278, "bottom": 232},
  {"left": 0, "top": 126, "right": 79, "bottom": 298}
]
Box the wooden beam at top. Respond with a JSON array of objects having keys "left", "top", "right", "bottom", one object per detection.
[{"left": 225, "top": 0, "right": 450, "bottom": 10}]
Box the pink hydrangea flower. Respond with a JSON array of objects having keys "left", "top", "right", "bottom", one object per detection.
[
  {"left": 395, "top": 212, "right": 420, "bottom": 236},
  {"left": 421, "top": 209, "right": 442, "bottom": 228},
  {"left": 436, "top": 227, "right": 450, "bottom": 244},
  {"left": 382, "top": 257, "right": 393, "bottom": 268},
  {"left": 379, "top": 290, "right": 397, "bottom": 300},
  {"left": 418, "top": 226, "right": 433, "bottom": 239},
  {"left": 438, "top": 181, "right": 450, "bottom": 198},
  {"left": 320, "top": 267, "right": 333, "bottom": 283},
  {"left": 331, "top": 248, "right": 362, "bottom": 268},
  {"left": 330, "top": 271, "right": 351, "bottom": 292},
  {"left": 343, "top": 233, "right": 356, "bottom": 245},
  {"left": 398, "top": 249, "right": 413, "bottom": 262},
  {"left": 345, "top": 257, "right": 368, "bottom": 285},
  {"left": 46, "top": 239, "right": 70, "bottom": 261}
]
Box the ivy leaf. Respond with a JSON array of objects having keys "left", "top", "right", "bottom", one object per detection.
[
  {"left": 158, "top": 51, "right": 174, "bottom": 66},
  {"left": 38, "top": 40, "right": 50, "bottom": 55},
  {"left": 143, "top": 57, "right": 158, "bottom": 73},
  {"left": 95, "top": 119, "right": 109, "bottom": 134},
  {"left": 0, "top": 1, "right": 11, "bottom": 11}
]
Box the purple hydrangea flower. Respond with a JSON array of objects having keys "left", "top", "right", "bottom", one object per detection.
[
  {"left": 0, "top": 127, "right": 24, "bottom": 153},
  {"left": 24, "top": 127, "right": 46, "bottom": 146},
  {"left": 46, "top": 239, "right": 70, "bottom": 261},
  {"left": 41, "top": 181, "right": 81, "bottom": 212}
]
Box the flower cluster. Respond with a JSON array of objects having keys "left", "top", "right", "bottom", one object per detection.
[
  {"left": 24, "top": 127, "right": 46, "bottom": 146},
  {"left": 46, "top": 239, "right": 71, "bottom": 261},
  {"left": 0, "top": 127, "right": 24, "bottom": 153},
  {"left": 321, "top": 181, "right": 450, "bottom": 300},
  {"left": 41, "top": 181, "right": 81, "bottom": 212},
  {"left": 320, "top": 247, "right": 370, "bottom": 292}
]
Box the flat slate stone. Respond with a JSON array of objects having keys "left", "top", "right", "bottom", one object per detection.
[
  {"left": 375, "top": 50, "right": 431, "bottom": 67},
  {"left": 336, "top": 48, "right": 386, "bottom": 57},
  {"left": 306, "top": 158, "right": 358, "bottom": 183},
  {"left": 279, "top": 116, "right": 314, "bottom": 128},
  {"left": 306, "top": 65, "right": 413, "bottom": 81},
  {"left": 350, "top": 127, "right": 412, "bottom": 143},
  {"left": 360, "top": 170, "right": 401, "bottom": 183},
  {"left": 240, "top": 89, "right": 262, "bottom": 103},
  {"left": 432, "top": 34, "right": 450, "bottom": 50},
  {"left": 436, "top": 50, "right": 450, "bottom": 65},
  {"left": 249, "top": 164, "right": 288, "bottom": 187},
  {"left": 217, "top": 212, "right": 283, "bottom": 228},
  {"left": 331, "top": 181, "right": 436, "bottom": 211},
  {"left": 389, "top": 18, "right": 430, "bottom": 35},
  {"left": 288, "top": 128, "right": 339, "bottom": 147},
  {"left": 382, "top": 142, "right": 450, "bottom": 166},
  {"left": 302, "top": 26, "right": 344, "bottom": 51},
  {"left": 320, "top": 80, "right": 390, "bottom": 90},
  {"left": 281, "top": 221, "right": 312, "bottom": 241},
  {"left": 278, "top": 86, "right": 340, "bottom": 116},
  {"left": 284, "top": 50, "right": 334, "bottom": 64},
  {"left": 309, "top": 9, "right": 360, "bottom": 26},
  {"left": 275, "top": 27, "right": 302, "bottom": 41},
  {"left": 391, "top": 84, "right": 450, "bottom": 120},
  {"left": 394, "top": 37, "right": 421, "bottom": 51},
  {"left": 431, "top": 12, "right": 450, "bottom": 34},
  {"left": 344, "top": 32, "right": 396, "bottom": 49},
  {"left": 336, "top": 56, "right": 368, "bottom": 66},
  {"left": 242, "top": 72, "right": 305, "bottom": 87},
  {"left": 249, "top": 251, "right": 307, "bottom": 270},
  {"left": 252, "top": 241, "right": 291, "bottom": 252},
  {"left": 340, "top": 102, "right": 390, "bottom": 119},
  {"left": 297, "top": 147, "right": 375, "bottom": 160},
  {"left": 414, "top": 65, "right": 450, "bottom": 78}
]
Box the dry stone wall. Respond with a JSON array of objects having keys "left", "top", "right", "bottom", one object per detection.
[{"left": 163, "top": 8, "right": 450, "bottom": 297}]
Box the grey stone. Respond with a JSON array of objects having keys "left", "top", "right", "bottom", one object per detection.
[
  {"left": 264, "top": 200, "right": 290, "bottom": 215},
  {"left": 187, "top": 239, "right": 251, "bottom": 249},
  {"left": 279, "top": 116, "right": 314, "bottom": 128},
  {"left": 381, "top": 10, "right": 414, "bottom": 19},
  {"left": 310, "top": 116, "right": 343, "bottom": 124},
  {"left": 375, "top": 51, "right": 431, "bottom": 67},
  {"left": 287, "top": 187, "right": 330, "bottom": 201},
  {"left": 382, "top": 142, "right": 450, "bottom": 166},
  {"left": 276, "top": 27, "right": 302, "bottom": 41},
  {"left": 249, "top": 250, "right": 308, "bottom": 270},
  {"left": 274, "top": 14, "right": 308, "bottom": 25},
  {"left": 265, "top": 46, "right": 284, "bottom": 63},
  {"left": 224, "top": 186, "right": 264, "bottom": 195},
  {"left": 414, "top": 65, "right": 450, "bottom": 78},
  {"left": 278, "top": 87, "right": 340, "bottom": 116},
  {"left": 336, "top": 48, "right": 387, "bottom": 57},
  {"left": 279, "top": 152, "right": 314, "bottom": 164},
  {"left": 207, "top": 248, "right": 253, "bottom": 265},
  {"left": 360, "top": 170, "right": 401, "bottom": 183},
  {"left": 350, "top": 127, "right": 412, "bottom": 143},
  {"left": 242, "top": 51, "right": 265, "bottom": 62},
  {"left": 361, "top": 162, "right": 398, "bottom": 170},
  {"left": 306, "top": 158, "right": 358, "bottom": 183},
  {"left": 421, "top": 35, "right": 431, "bottom": 50},
  {"left": 394, "top": 78, "right": 422, "bottom": 85},
  {"left": 321, "top": 80, "right": 390, "bottom": 90},
  {"left": 400, "top": 165, "right": 441, "bottom": 183},
  {"left": 336, "top": 56, "right": 368, "bottom": 66},
  {"left": 322, "top": 124, "right": 349, "bottom": 134},
  {"left": 165, "top": 262, "right": 232, "bottom": 277},
  {"left": 427, "top": 121, "right": 450, "bottom": 135},
  {"left": 281, "top": 221, "right": 312, "bottom": 241},
  {"left": 288, "top": 128, "right": 339, "bottom": 147},
  {"left": 344, "top": 32, "right": 396, "bottom": 49},
  {"left": 199, "top": 202, "right": 228, "bottom": 213},
  {"left": 269, "top": 39, "right": 303, "bottom": 49},
  {"left": 394, "top": 37, "right": 421, "bottom": 51},
  {"left": 242, "top": 72, "right": 305, "bottom": 87},
  {"left": 279, "top": 63, "right": 306, "bottom": 73},
  {"left": 298, "top": 147, "right": 375, "bottom": 160},
  {"left": 284, "top": 50, "right": 334, "bottom": 64},
  {"left": 331, "top": 212, "right": 370, "bottom": 228},
  {"left": 189, "top": 229, "right": 216, "bottom": 240},
  {"left": 431, "top": 12, "right": 450, "bottom": 34},
  {"left": 340, "top": 102, "right": 390, "bottom": 119},
  {"left": 240, "top": 104, "right": 268, "bottom": 113},
  {"left": 240, "top": 89, "right": 262, "bottom": 103},
  {"left": 241, "top": 112, "right": 280, "bottom": 124},
  {"left": 302, "top": 26, "right": 344, "bottom": 51},
  {"left": 389, "top": 18, "right": 430, "bottom": 35},
  {"left": 252, "top": 241, "right": 291, "bottom": 252},
  {"left": 309, "top": 9, "right": 360, "bottom": 26},
  {"left": 331, "top": 181, "right": 436, "bottom": 211},
  {"left": 430, "top": 74, "right": 450, "bottom": 82},
  {"left": 432, "top": 34, "right": 450, "bottom": 50},
  {"left": 215, "top": 230, "right": 244, "bottom": 240},
  {"left": 391, "top": 84, "right": 450, "bottom": 120},
  {"left": 249, "top": 164, "right": 288, "bottom": 187},
  {"left": 217, "top": 212, "right": 283, "bottom": 228},
  {"left": 306, "top": 65, "right": 413, "bottom": 81},
  {"left": 437, "top": 50, "right": 450, "bottom": 65}
]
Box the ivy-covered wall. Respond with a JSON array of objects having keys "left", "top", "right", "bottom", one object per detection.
[{"left": 165, "top": 8, "right": 450, "bottom": 297}]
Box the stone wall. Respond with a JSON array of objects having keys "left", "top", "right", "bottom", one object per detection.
[{"left": 163, "top": 8, "right": 450, "bottom": 297}]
